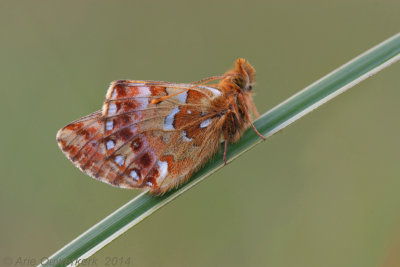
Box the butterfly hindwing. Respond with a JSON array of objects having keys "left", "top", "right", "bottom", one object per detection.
[{"left": 57, "top": 80, "right": 225, "bottom": 193}]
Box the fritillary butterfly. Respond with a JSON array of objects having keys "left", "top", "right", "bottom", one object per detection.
[{"left": 57, "top": 58, "right": 264, "bottom": 194}]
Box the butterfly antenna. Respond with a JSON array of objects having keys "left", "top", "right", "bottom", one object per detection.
[
  {"left": 190, "top": 75, "right": 232, "bottom": 85},
  {"left": 151, "top": 75, "right": 229, "bottom": 104}
]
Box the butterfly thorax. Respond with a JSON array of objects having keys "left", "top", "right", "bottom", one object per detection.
[{"left": 214, "top": 58, "right": 257, "bottom": 143}]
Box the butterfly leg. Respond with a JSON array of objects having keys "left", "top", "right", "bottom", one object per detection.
[
  {"left": 252, "top": 103, "right": 260, "bottom": 118},
  {"left": 223, "top": 139, "right": 228, "bottom": 165},
  {"left": 237, "top": 93, "right": 264, "bottom": 140},
  {"left": 243, "top": 103, "right": 266, "bottom": 141},
  {"left": 250, "top": 121, "right": 267, "bottom": 141}
]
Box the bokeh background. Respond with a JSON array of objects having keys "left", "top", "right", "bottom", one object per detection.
[{"left": 1, "top": 1, "right": 400, "bottom": 267}]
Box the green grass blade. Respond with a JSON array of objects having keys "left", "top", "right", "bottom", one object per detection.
[{"left": 41, "top": 33, "right": 400, "bottom": 267}]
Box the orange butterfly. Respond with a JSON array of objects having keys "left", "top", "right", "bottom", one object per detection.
[{"left": 57, "top": 58, "right": 265, "bottom": 194}]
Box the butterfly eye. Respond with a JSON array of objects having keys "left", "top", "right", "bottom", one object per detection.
[
  {"left": 232, "top": 77, "right": 246, "bottom": 90},
  {"left": 247, "top": 85, "right": 253, "bottom": 91}
]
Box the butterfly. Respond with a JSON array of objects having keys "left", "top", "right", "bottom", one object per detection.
[{"left": 57, "top": 58, "right": 265, "bottom": 195}]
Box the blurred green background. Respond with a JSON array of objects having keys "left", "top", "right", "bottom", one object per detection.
[{"left": 1, "top": 1, "right": 400, "bottom": 267}]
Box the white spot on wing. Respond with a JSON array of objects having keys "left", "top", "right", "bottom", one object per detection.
[
  {"left": 115, "top": 155, "right": 125, "bottom": 166},
  {"left": 203, "top": 86, "right": 222, "bottom": 97},
  {"left": 200, "top": 118, "right": 212, "bottom": 128},
  {"left": 129, "top": 125, "right": 138, "bottom": 134},
  {"left": 130, "top": 170, "right": 139, "bottom": 181},
  {"left": 106, "top": 120, "right": 113, "bottom": 131},
  {"left": 181, "top": 131, "right": 193, "bottom": 142},
  {"left": 157, "top": 160, "right": 168, "bottom": 182},
  {"left": 108, "top": 103, "right": 117, "bottom": 115},
  {"left": 137, "top": 86, "right": 150, "bottom": 96},
  {"left": 164, "top": 107, "right": 180, "bottom": 130},
  {"left": 106, "top": 140, "right": 115, "bottom": 150},
  {"left": 187, "top": 109, "right": 191, "bottom": 114},
  {"left": 177, "top": 91, "right": 188, "bottom": 103},
  {"left": 136, "top": 98, "right": 148, "bottom": 108},
  {"left": 112, "top": 88, "right": 118, "bottom": 99}
]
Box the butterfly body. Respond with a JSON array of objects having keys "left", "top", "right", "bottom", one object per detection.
[{"left": 57, "top": 58, "right": 262, "bottom": 194}]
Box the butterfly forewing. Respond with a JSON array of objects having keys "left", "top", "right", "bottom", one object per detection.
[{"left": 57, "top": 80, "right": 224, "bottom": 193}]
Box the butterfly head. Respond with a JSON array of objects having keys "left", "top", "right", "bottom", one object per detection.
[{"left": 223, "top": 58, "right": 255, "bottom": 92}]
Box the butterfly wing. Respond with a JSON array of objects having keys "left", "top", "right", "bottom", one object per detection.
[{"left": 57, "top": 80, "right": 225, "bottom": 194}]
